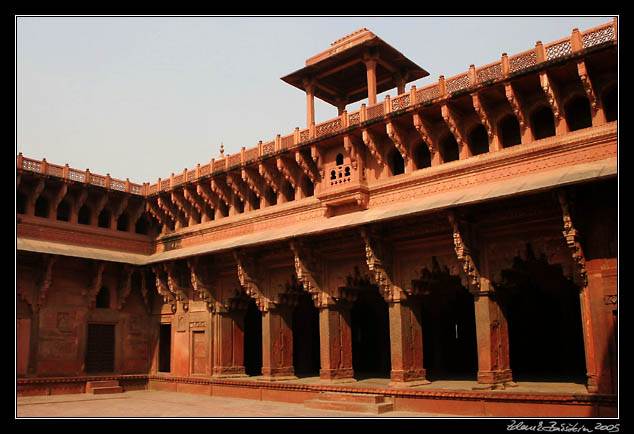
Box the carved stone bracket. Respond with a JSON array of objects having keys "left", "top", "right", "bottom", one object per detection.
[
  {"left": 258, "top": 161, "right": 282, "bottom": 194},
  {"left": 233, "top": 249, "right": 266, "bottom": 311},
  {"left": 362, "top": 128, "right": 385, "bottom": 165},
  {"left": 504, "top": 83, "right": 528, "bottom": 134},
  {"left": 26, "top": 254, "right": 57, "bottom": 311},
  {"left": 276, "top": 156, "right": 300, "bottom": 189},
  {"left": 472, "top": 92, "right": 494, "bottom": 140},
  {"left": 577, "top": 60, "right": 598, "bottom": 114},
  {"left": 539, "top": 71, "right": 562, "bottom": 121},
  {"left": 386, "top": 121, "right": 413, "bottom": 163},
  {"left": 187, "top": 256, "right": 218, "bottom": 312},
  {"left": 117, "top": 264, "right": 134, "bottom": 310},
  {"left": 241, "top": 167, "right": 266, "bottom": 200},
  {"left": 359, "top": 226, "right": 398, "bottom": 302},
  {"left": 441, "top": 103, "right": 468, "bottom": 155},
  {"left": 146, "top": 199, "right": 171, "bottom": 231},
  {"left": 412, "top": 113, "right": 439, "bottom": 160},
  {"left": 211, "top": 178, "right": 231, "bottom": 207},
  {"left": 557, "top": 190, "right": 588, "bottom": 287},
  {"left": 447, "top": 210, "right": 482, "bottom": 292},
  {"left": 152, "top": 265, "right": 177, "bottom": 313},
  {"left": 85, "top": 260, "right": 106, "bottom": 308},
  {"left": 295, "top": 150, "right": 319, "bottom": 184},
  {"left": 289, "top": 239, "right": 323, "bottom": 307},
  {"left": 164, "top": 262, "right": 190, "bottom": 311}
]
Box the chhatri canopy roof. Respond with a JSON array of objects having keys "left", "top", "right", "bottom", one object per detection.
[{"left": 281, "top": 28, "right": 429, "bottom": 107}]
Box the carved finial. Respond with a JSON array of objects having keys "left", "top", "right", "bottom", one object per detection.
[{"left": 219, "top": 142, "right": 224, "bottom": 157}]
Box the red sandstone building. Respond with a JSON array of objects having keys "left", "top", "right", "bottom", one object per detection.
[{"left": 16, "top": 19, "right": 618, "bottom": 418}]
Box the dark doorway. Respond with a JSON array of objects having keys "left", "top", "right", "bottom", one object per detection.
[
  {"left": 416, "top": 258, "right": 478, "bottom": 381},
  {"left": 86, "top": 323, "right": 115, "bottom": 374},
  {"left": 292, "top": 293, "right": 320, "bottom": 376},
  {"left": 158, "top": 323, "right": 171, "bottom": 373},
  {"left": 498, "top": 244, "right": 586, "bottom": 382},
  {"left": 351, "top": 288, "right": 391, "bottom": 378},
  {"left": 244, "top": 299, "right": 262, "bottom": 376}
]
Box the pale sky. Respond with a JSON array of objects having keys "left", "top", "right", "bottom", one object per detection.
[{"left": 16, "top": 15, "right": 615, "bottom": 184}]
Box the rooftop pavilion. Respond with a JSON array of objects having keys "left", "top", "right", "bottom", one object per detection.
[{"left": 281, "top": 28, "right": 430, "bottom": 127}]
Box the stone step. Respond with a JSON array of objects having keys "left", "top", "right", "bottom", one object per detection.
[
  {"left": 304, "top": 392, "right": 393, "bottom": 414},
  {"left": 86, "top": 380, "right": 123, "bottom": 394}
]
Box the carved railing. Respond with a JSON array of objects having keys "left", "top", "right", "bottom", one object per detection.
[{"left": 17, "top": 20, "right": 617, "bottom": 199}]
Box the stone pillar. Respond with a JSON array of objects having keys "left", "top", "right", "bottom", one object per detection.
[
  {"left": 260, "top": 307, "right": 297, "bottom": 381},
  {"left": 318, "top": 302, "right": 355, "bottom": 382},
  {"left": 212, "top": 310, "right": 247, "bottom": 378},
  {"left": 304, "top": 78, "right": 316, "bottom": 129},
  {"left": 364, "top": 55, "right": 378, "bottom": 106},
  {"left": 388, "top": 300, "right": 430, "bottom": 387},
  {"left": 472, "top": 279, "right": 514, "bottom": 389}
]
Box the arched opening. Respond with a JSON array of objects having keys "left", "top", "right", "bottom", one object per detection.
[
  {"left": 244, "top": 299, "right": 262, "bottom": 376},
  {"left": 350, "top": 283, "right": 391, "bottom": 379},
  {"left": 158, "top": 323, "right": 172, "bottom": 373},
  {"left": 78, "top": 204, "right": 91, "bottom": 225},
  {"left": 565, "top": 95, "right": 592, "bottom": 131},
  {"left": 335, "top": 152, "right": 344, "bottom": 166},
  {"left": 413, "top": 142, "right": 431, "bottom": 169},
  {"left": 135, "top": 214, "right": 150, "bottom": 235},
  {"left": 95, "top": 286, "right": 110, "bottom": 309},
  {"left": 497, "top": 244, "right": 586, "bottom": 383},
  {"left": 266, "top": 186, "right": 277, "bottom": 207},
  {"left": 389, "top": 149, "right": 405, "bottom": 175},
  {"left": 301, "top": 175, "right": 314, "bottom": 198},
  {"left": 439, "top": 134, "right": 460, "bottom": 163},
  {"left": 415, "top": 258, "right": 478, "bottom": 380},
  {"left": 602, "top": 86, "right": 617, "bottom": 122},
  {"left": 56, "top": 200, "right": 71, "bottom": 222},
  {"left": 292, "top": 292, "right": 320, "bottom": 377},
  {"left": 468, "top": 124, "right": 489, "bottom": 156},
  {"left": 531, "top": 106, "right": 556, "bottom": 140},
  {"left": 98, "top": 209, "right": 111, "bottom": 228},
  {"left": 34, "top": 196, "right": 49, "bottom": 218},
  {"left": 499, "top": 115, "right": 522, "bottom": 148},
  {"left": 117, "top": 212, "right": 129, "bottom": 231}
]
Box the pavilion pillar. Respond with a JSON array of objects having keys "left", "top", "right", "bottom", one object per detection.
[
  {"left": 471, "top": 278, "right": 514, "bottom": 389},
  {"left": 363, "top": 54, "right": 378, "bottom": 106},
  {"left": 304, "top": 78, "right": 316, "bottom": 129},
  {"left": 318, "top": 301, "right": 356, "bottom": 382},
  {"left": 387, "top": 299, "right": 430, "bottom": 387},
  {"left": 212, "top": 309, "right": 247, "bottom": 378},
  {"left": 260, "top": 306, "right": 297, "bottom": 381}
]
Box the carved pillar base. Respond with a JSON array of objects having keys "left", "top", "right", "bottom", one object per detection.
[
  {"left": 259, "top": 308, "right": 298, "bottom": 382},
  {"left": 387, "top": 300, "right": 430, "bottom": 388},
  {"left": 318, "top": 303, "right": 356, "bottom": 383},
  {"left": 212, "top": 310, "right": 248, "bottom": 379},
  {"left": 472, "top": 281, "right": 514, "bottom": 390}
]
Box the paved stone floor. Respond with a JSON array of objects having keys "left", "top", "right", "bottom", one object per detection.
[{"left": 16, "top": 389, "right": 462, "bottom": 419}]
